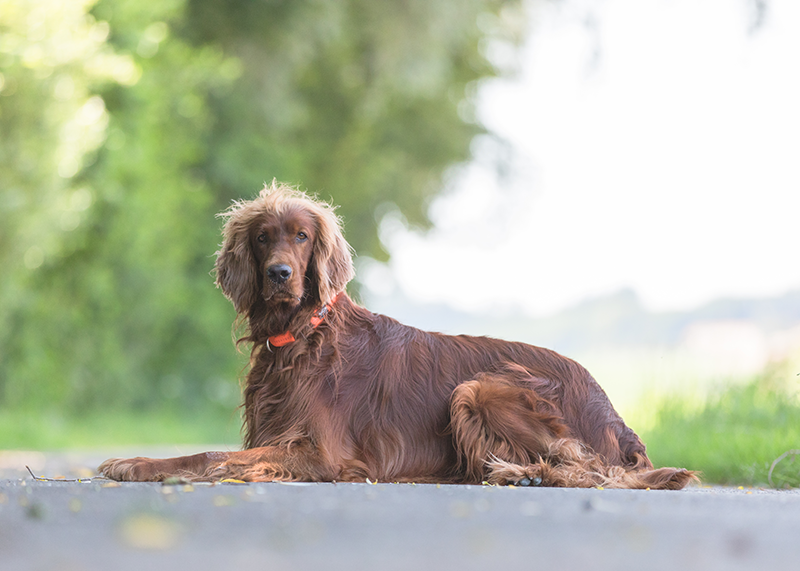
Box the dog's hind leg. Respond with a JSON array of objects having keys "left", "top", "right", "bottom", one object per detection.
[
  {"left": 448, "top": 371, "right": 697, "bottom": 489},
  {"left": 483, "top": 438, "right": 697, "bottom": 489},
  {"left": 449, "top": 372, "right": 570, "bottom": 484}
]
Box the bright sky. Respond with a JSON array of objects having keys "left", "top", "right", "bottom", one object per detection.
[{"left": 363, "top": 0, "right": 800, "bottom": 316}]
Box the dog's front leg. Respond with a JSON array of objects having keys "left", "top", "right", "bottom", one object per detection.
[
  {"left": 99, "top": 443, "right": 330, "bottom": 482},
  {"left": 205, "top": 444, "right": 332, "bottom": 482},
  {"left": 98, "top": 451, "right": 231, "bottom": 482}
]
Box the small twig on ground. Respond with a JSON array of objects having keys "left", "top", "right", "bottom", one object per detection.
[
  {"left": 26, "top": 466, "right": 95, "bottom": 483},
  {"left": 767, "top": 450, "right": 800, "bottom": 488}
]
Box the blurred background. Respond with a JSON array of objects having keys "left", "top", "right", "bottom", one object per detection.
[{"left": 1, "top": 0, "right": 798, "bottom": 486}]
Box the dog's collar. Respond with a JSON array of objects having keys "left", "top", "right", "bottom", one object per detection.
[{"left": 267, "top": 292, "right": 343, "bottom": 349}]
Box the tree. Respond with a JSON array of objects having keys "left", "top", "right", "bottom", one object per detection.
[{"left": 0, "top": 0, "right": 525, "bottom": 413}]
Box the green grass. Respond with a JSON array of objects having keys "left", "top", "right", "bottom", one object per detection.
[
  {"left": 641, "top": 366, "right": 800, "bottom": 488},
  {"left": 0, "top": 406, "right": 242, "bottom": 450}
]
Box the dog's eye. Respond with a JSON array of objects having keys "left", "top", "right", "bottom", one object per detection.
[
  {"left": 297, "top": 232, "right": 308, "bottom": 242},
  {"left": 257, "top": 233, "right": 268, "bottom": 244}
]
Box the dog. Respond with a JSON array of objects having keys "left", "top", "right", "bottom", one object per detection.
[{"left": 99, "top": 181, "right": 695, "bottom": 489}]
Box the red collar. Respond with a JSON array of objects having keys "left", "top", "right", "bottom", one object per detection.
[{"left": 267, "top": 292, "right": 343, "bottom": 349}]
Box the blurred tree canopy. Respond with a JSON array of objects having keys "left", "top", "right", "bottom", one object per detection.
[{"left": 0, "top": 0, "right": 524, "bottom": 414}]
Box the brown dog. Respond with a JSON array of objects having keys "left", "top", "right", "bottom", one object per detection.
[{"left": 99, "top": 182, "right": 695, "bottom": 489}]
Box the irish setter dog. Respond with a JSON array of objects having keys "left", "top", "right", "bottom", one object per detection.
[{"left": 99, "top": 182, "right": 696, "bottom": 489}]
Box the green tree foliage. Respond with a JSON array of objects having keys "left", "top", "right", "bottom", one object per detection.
[
  {"left": 0, "top": 0, "right": 524, "bottom": 416},
  {"left": 179, "top": 0, "right": 524, "bottom": 256}
]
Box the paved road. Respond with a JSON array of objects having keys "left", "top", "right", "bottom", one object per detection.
[{"left": 1, "top": 449, "right": 798, "bottom": 570}]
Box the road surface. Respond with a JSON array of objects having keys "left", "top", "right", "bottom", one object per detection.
[{"left": 1, "top": 449, "right": 798, "bottom": 570}]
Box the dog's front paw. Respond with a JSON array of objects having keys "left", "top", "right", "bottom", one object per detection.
[{"left": 98, "top": 457, "right": 162, "bottom": 482}]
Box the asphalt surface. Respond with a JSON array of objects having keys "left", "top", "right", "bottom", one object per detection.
[{"left": 1, "top": 449, "right": 799, "bottom": 571}]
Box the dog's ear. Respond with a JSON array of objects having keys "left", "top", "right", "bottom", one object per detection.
[
  {"left": 309, "top": 202, "right": 355, "bottom": 305},
  {"left": 215, "top": 209, "right": 258, "bottom": 315}
]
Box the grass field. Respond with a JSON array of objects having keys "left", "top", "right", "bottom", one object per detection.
[
  {"left": 640, "top": 358, "right": 800, "bottom": 488},
  {"left": 0, "top": 406, "right": 242, "bottom": 451}
]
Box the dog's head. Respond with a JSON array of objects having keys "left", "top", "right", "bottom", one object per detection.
[{"left": 214, "top": 181, "right": 354, "bottom": 316}]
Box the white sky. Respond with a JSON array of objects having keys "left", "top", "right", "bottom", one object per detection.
[{"left": 363, "top": 0, "right": 800, "bottom": 316}]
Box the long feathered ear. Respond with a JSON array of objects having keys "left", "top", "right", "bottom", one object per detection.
[
  {"left": 309, "top": 200, "right": 355, "bottom": 305},
  {"left": 214, "top": 205, "right": 259, "bottom": 315}
]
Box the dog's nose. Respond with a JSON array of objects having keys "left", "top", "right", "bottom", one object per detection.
[{"left": 267, "top": 264, "right": 293, "bottom": 284}]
